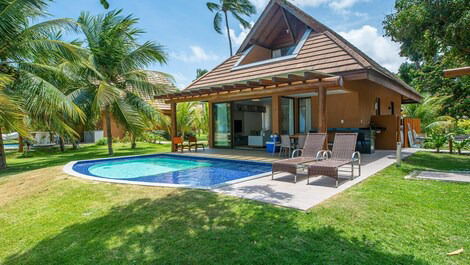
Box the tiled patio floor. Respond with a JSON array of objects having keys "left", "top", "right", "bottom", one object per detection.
[{"left": 172, "top": 148, "right": 418, "bottom": 210}]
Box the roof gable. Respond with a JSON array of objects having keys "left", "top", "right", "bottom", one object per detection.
[{"left": 183, "top": 0, "right": 420, "bottom": 102}]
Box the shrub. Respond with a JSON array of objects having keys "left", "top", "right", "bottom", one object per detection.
[
  {"left": 429, "top": 131, "right": 448, "bottom": 153},
  {"left": 95, "top": 138, "right": 107, "bottom": 146},
  {"left": 453, "top": 138, "right": 469, "bottom": 155}
]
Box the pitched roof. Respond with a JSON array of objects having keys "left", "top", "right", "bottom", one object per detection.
[
  {"left": 143, "top": 70, "right": 177, "bottom": 111},
  {"left": 183, "top": 0, "right": 420, "bottom": 102}
]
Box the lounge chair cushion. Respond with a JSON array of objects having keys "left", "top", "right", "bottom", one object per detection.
[
  {"left": 307, "top": 159, "right": 350, "bottom": 178},
  {"left": 272, "top": 157, "right": 318, "bottom": 175}
]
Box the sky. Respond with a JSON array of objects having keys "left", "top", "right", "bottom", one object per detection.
[{"left": 45, "top": 0, "right": 405, "bottom": 89}]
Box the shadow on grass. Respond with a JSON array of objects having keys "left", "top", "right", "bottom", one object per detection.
[
  {"left": 3, "top": 190, "right": 429, "bottom": 265},
  {"left": 0, "top": 143, "right": 170, "bottom": 178}
]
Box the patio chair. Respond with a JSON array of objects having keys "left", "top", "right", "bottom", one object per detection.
[
  {"left": 172, "top": 136, "right": 190, "bottom": 152},
  {"left": 279, "top": 135, "right": 293, "bottom": 157},
  {"left": 272, "top": 133, "right": 327, "bottom": 183},
  {"left": 188, "top": 136, "right": 205, "bottom": 152},
  {"left": 296, "top": 134, "right": 306, "bottom": 151},
  {"left": 306, "top": 133, "right": 361, "bottom": 188}
]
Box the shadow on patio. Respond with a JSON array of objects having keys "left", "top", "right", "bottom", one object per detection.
[{"left": 3, "top": 190, "right": 428, "bottom": 264}]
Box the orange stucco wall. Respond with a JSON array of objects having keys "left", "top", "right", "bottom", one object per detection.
[{"left": 310, "top": 79, "right": 402, "bottom": 129}]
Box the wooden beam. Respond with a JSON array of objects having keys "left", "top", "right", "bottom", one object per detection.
[
  {"left": 367, "top": 70, "right": 421, "bottom": 102},
  {"left": 247, "top": 81, "right": 261, "bottom": 87},
  {"left": 272, "top": 76, "right": 290, "bottom": 83},
  {"left": 287, "top": 74, "right": 305, "bottom": 81},
  {"left": 170, "top": 102, "right": 177, "bottom": 152},
  {"left": 443, "top": 66, "right": 470, "bottom": 78},
  {"left": 166, "top": 77, "right": 343, "bottom": 103},
  {"left": 272, "top": 95, "right": 281, "bottom": 134},
  {"left": 234, "top": 83, "right": 248, "bottom": 89},
  {"left": 304, "top": 71, "right": 325, "bottom": 80},
  {"left": 258, "top": 79, "right": 275, "bottom": 86},
  {"left": 317, "top": 86, "right": 327, "bottom": 134},
  {"left": 281, "top": 8, "right": 296, "bottom": 43},
  {"left": 208, "top": 102, "right": 214, "bottom": 148}
]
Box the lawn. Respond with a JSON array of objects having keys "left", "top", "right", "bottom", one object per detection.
[
  {"left": 0, "top": 142, "right": 170, "bottom": 179},
  {"left": 0, "top": 149, "right": 468, "bottom": 264}
]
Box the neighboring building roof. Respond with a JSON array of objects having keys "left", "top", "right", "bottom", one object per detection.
[
  {"left": 182, "top": 0, "right": 420, "bottom": 102},
  {"left": 143, "top": 70, "right": 178, "bottom": 112}
]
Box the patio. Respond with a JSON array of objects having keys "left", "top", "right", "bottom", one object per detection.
[{"left": 172, "top": 148, "right": 418, "bottom": 210}]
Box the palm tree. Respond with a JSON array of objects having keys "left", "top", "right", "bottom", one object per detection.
[
  {"left": 196, "top": 68, "right": 208, "bottom": 80},
  {"left": 177, "top": 102, "right": 197, "bottom": 139},
  {"left": 207, "top": 0, "right": 256, "bottom": 56},
  {"left": 73, "top": 10, "right": 167, "bottom": 155},
  {"left": 0, "top": 76, "right": 28, "bottom": 169},
  {"left": 0, "top": 0, "right": 85, "bottom": 168}
]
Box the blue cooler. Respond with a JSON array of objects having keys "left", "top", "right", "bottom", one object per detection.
[{"left": 266, "top": 135, "right": 279, "bottom": 153}]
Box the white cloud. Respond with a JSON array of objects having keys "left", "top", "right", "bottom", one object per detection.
[
  {"left": 171, "top": 46, "right": 219, "bottom": 63},
  {"left": 169, "top": 72, "right": 190, "bottom": 89},
  {"left": 251, "top": 0, "right": 364, "bottom": 11},
  {"left": 339, "top": 25, "right": 405, "bottom": 72},
  {"left": 227, "top": 22, "right": 254, "bottom": 47}
]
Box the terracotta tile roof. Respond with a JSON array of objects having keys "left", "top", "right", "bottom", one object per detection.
[
  {"left": 186, "top": 32, "right": 363, "bottom": 91},
  {"left": 142, "top": 70, "right": 177, "bottom": 111},
  {"left": 183, "top": 0, "right": 420, "bottom": 101}
]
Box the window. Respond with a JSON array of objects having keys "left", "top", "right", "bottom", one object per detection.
[
  {"left": 281, "top": 97, "right": 295, "bottom": 135},
  {"left": 272, "top": 45, "right": 296, "bottom": 59},
  {"left": 390, "top": 101, "right": 395, "bottom": 115}
]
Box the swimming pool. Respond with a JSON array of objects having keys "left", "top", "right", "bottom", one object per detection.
[
  {"left": 64, "top": 154, "right": 272, "bottom": 189},
  {"left": 4, "top": 143, "right": 19, "bottom": 150}
]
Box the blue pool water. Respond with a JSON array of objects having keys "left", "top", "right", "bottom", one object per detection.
[
  {"left": 4, "top": 143, "right": 19, "bottom": 150},
  {"left": 71, "top": 154, "right": 272, "bottom": 188}
]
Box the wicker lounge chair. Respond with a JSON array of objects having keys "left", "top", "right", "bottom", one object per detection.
[
  {"left": 306, "top": 133, "right": 361, "bottom": 188},
  {"left": 188, "top": 136, "right": 205, "bottom": 152},
  {"left": 272, "top": 133, "right": 327, "bottom": 183}
]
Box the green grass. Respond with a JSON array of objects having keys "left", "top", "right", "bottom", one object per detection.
[
  {"left": 0, "top": 142, "right": 170, "bottom": 178},
  {"left": 0, "top": 151, "right": 468, "bottom": 264}
]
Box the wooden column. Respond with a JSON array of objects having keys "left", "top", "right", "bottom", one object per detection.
[
  {"left": 170, "top": 102, "right": 177, "bottom": 152},
  {"left": 272, "top": 95, "right": 281, "bottom": 134},
  {"left": 208, "top": 102, "right": 214, "bottom": 148},
  {"left": 318, "top": 86, "right": 327, "bottom": 133}
]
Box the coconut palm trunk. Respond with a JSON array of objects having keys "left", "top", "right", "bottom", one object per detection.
[
  {"left": 59, "top": 136, "right": 65, "bottom": 152},
  {"left": 223, "top": 10, "right": 233, "bottom": 56},
  {"left": 105, "top": 110, "right": 114, "bottom": 155},
  {"left": 0, "top": 127, "right": 6, "bottom": 169},
  {"left": 131, "top": 134, "right": 136, "bottom": 149}
]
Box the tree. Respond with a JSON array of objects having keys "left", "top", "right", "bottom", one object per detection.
[
  {"left": 100, "top": 0, "right": 109, "bottom": 9},
  {"left": 207, "top": 0, "right": 256, "bottom": 56},
  {"left": 0, "top": 0, "right": 85, "bottom": 167},
  {"left": 0, "top": 76, "right": 28, "bottom": 169},
  {"left": 196, "top": 68, "right": 208, "bottom": 80},
  {"left": 74, "top": 10, "right": 167, "bottom": 155},
  {"left": 398, "top": 61, "right": 469, "bottom": 118},
  {"left": 383, "top": 0, "right": 470, "bottom": 63},
  {"left": 386, "top": 1, "right": 470, "bottom": 119}
]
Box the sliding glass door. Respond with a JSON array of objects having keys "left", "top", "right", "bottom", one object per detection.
[
  {"left": 213, "top": 102, "right": 232, "bottom": 147},
  {"left": 299, "top": 98, "right": 312, "bottom": 133},
  {"left": 280, "top": 97, "right": 295, "bottom": 135}
]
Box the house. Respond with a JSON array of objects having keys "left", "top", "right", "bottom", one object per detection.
[
  {"left": 156, "top": 0, "right": 421, "bottom": 152},
  {"left": 101, "top": 70, "right": 177, "bottom": 139}
]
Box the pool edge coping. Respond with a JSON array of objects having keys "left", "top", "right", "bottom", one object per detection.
[{"left": 63, "top": 153, "right": 272, "bottom": 190}]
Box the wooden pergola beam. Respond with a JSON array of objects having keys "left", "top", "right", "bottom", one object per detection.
[
  {"left": 272, "top": 76, "right": 290, "bottom": 83},
  {"left": 443, "top": 66, "right": 470, "bottom": 78},
  {"left": 287, "top": 74, "right": 305, "bottom": 81},
  {"left": 166, "top": 76, "right": 342, "bottom": 103}
]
